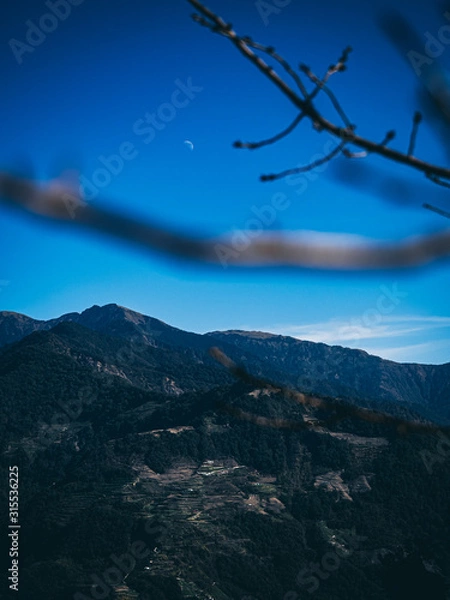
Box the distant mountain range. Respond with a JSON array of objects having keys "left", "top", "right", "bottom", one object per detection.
[
  {"left": 0, "top": 304, "right": 449, "bottom": 599},
  {"left": 1, "top": 303, "right": 449, "bottom": 423}
]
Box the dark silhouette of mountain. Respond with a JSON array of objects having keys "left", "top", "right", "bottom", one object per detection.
[
  {"left": 0, "top": 304, "right": 200, "bottom": 351},
  {"left": 0, "top": 305, "right": 449, "bottom": 599},
  {"left": 1, "top": 304, "right": 448, "bottom": 422}
]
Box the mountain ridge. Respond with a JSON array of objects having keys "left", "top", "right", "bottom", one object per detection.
[
  {"left": 2, "top": 303, "right": 448, "bottom": 366},
  {"left": 1, "top": 304, "right": 449, "bottom": 599},
  {"left": 0, "top": 304, "right": 448, "bottom": 424}
]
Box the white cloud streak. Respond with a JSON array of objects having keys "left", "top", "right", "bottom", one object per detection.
[
  {"left": 250, "top": 315, "right": 450, "bottom": 363},
  {"left": 269, "top": 315, "right": 450, "bottom": 344}
]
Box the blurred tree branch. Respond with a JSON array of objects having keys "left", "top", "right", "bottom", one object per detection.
[
  {"left": 1, "top": 170, "right": 450, "bottom": 270},
  {"left": 1, "top": 3, "right": 450, "bottom": 273},
  {"left": 210, "top": 347, "right": 450, "bottom": 435}
]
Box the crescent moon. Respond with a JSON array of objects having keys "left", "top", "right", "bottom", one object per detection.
[{"left": 184, "top": 140, "right": 194, "bottom": 151}]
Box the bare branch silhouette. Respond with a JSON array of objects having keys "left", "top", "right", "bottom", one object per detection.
[
  {"left": 341, "top": 130, "right": 395, "bottom": 159},
  {"left": 408, "top": 111, "right": 423, "bottom": 157},
  {"left": 232, "top": 47, "right": 351, "bottom": 151},
  {"left": 1, "top": 4, "right": 450, "bottom": 274},
  {"left": 233, "top": 112, "right": 305, "bottom": 150},
  {"left": 189, "top": 0, "right": 450, "bottom": 186},
  {"left": 423, "top": 202, "right": 450, "bottom": 219},
  {"left": 427, "top": 173, "right": 450, "bottom": 188},
  {"left": 299, "top": 61, "right": 353, "bottom": 128},
  {"left": 260, "top": 141, "right": 347, "bottom": 181},
  {"left": 379, "top": 9, "right": 450, "bottom": 160},
  {"left": 241, "top": 38, "right": 309, "bottom": 98}
]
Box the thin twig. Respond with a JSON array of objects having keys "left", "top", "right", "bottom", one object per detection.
[
  {"left": 233, "top": 56, "right": 341, "bottom": 151},
  {"left": 379, "top": 129, "right": 396, "bottom": 147},
  {"left": 260, "top": 140, "right": 346, "bottom": 181},
  {"left": 408, "top": 111, "right": 422, "bottom": 156},
  {"left": 234, "top": 112, "right": 305, "bottom": 150},
  {"left": 308, "top": 46, "right": 352, "bottom": 102},
  {"left": 426, "top": 173, "right": 450, "bottom": 189},
  {"left": 189, "top": 1, "right": 321, "bottom": 119},
  {"left": 423, "top": 203, "right": 450, "bottom": 219},
  {"left": 300, "top": 63, "right": 353, "bottom": 128},
  {"left": 243, "top": 38, "right": 309, "bottom": 98}
]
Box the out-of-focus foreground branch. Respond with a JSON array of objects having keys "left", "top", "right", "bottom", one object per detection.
[
  {"left": 210, "top": 347, "right": 450, "bottom": 436},
  {"left": 1, "top": 3, "right": 450, "bottom": 272},
  {"left": 1, "top": 171, "right": 450, "bottom": 271}
]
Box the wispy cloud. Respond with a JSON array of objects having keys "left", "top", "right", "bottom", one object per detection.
[
  {"left": 251, "top": 315, "right": 450, "bottom": 364},
  {"left": 269, "top": 315, "right": 450, "bottom": 343},
  {"left": 366, "top": 342, "right": 444, "bottom": 363}
]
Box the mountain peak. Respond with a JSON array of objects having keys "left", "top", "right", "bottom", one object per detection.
[
  {"left": 0, "top": 310, "right": 41, "bottom": 321},
  {"left": 0, "top": 311, "right": 45, "bottom": 347},
  {"left": 79, "top": 303, "right": 161, "bottom": 327}
]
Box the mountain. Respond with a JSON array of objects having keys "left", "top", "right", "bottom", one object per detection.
[
  {"left": 208, "top": 330, "right": 450, "bottom": 423},
  {"left": 0, "top": 304, "right": 203, "bottom": 351},
  {"left": 1, "top": 304, "right": 449, "bottom": 422},
  {"left": 0, "top": 305, "right": 449, "bottom": 599}
]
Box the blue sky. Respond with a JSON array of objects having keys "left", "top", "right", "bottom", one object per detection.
[{"left": 1, "top": 0, "right": 449, "bottom": 364}]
